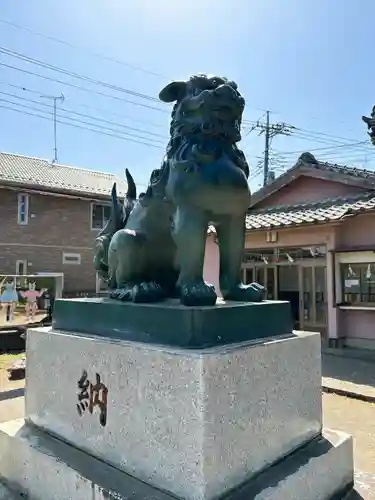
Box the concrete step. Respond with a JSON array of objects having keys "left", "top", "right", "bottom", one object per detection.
[
  {"left": 0, "top": 419, "right": 170, "bottom": 500},
  {"left": 0, "top": 419, "right": 354, "bottom": 500}
]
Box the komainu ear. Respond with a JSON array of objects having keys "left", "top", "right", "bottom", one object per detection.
[{"left": 159, "top": 81, "right": 187, "bottom": 103}]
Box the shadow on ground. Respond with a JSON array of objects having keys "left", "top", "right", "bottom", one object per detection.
[
  {"left": 322, "top": 353, "right": 375, "bottom": 389},
  {"left": 0, "top": 388, "right": 24, "bottom": 401}
]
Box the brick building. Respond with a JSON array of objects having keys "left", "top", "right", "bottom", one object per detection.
[{"left": 0, "top": 152, "right": 127, "bottom": 293}]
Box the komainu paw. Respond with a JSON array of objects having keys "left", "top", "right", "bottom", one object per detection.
[
  {"left": 179, "top": 281, "right": 217, "bottom": 307},
  {"left": 109, "top": 282, "right": 166, "bottom": 303},
  {"left": 223, "top": 282, "right": 265, "bottom": 303}
]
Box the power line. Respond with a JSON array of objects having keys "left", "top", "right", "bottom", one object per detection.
[
  {"left": 241, "top": 111, "right": 267, "bottom": 144},
  {"left": 0, "top": 80, "right": 165, "bottom": 128},
  {"left": 0, "top": 89, "right": 167, "bottom": 140},
  {"left": 316, "top": 149, "right": 375, "bottom": 160},
  {"left": 0, "top": 62, "right": 168, "bottom": 113},
  {"left": 290, "top": 130, "right": 367, "bottom": 148},
  {"left": 243, "top": 119, "right": 367, "bottom": 146},
  {"left": 0, "top": 46, "right": 162, "bottom": 103},
  {"left": 243, "top": 117, "right": 375, "bottom": 176},
  {"left": 0, "top": 96, "right": 164, "bottom": 145},
  {"left": 294, "top": 126, "right": 366, "bottom": 144},
  {"left": 0, "top": 101, "right": 164, "bottom": 149},
  {"left": 248, "top": 164, "right": 264, "bottom": 182},
  {"left": 272, "top": 140, "right": 369, "bottom": 156},
  {"left": 3, "top": 43, "right": 372, "bottom": 170},
  {"left": 0, "top": 18, "right": 169, "bottom": 80},
  {"left": 2, "top": 45, "right": 368, "bottom": 153}
]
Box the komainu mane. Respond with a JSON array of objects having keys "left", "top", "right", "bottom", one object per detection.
[{"left": 94, "top": 74, "right": 265, "bottom": 306}]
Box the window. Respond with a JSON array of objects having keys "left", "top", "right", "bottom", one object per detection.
[
  {"left": 62, "top": 252, "right": 81, "bottom": 265},
  {"left": 17, "top": 193, "right": 29, "bottom": 225},
  {"left": 340, "top": 263, "right": 375, "bottom": 305},
  {"left": 91, "top": 203, "right": 111, "bottom": 230},
  {"left": 16, "top": 260, "right": 28, "bottom": 275}
]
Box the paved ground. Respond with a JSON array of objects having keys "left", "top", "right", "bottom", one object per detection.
[
  {"left": 0, "top": 312, "right": 45, "bottom": 328},
  {"left": 0, "top": 355, "right": 24, "bottom": 423},
  {"left": 323, "top": 393, "right": 375, "bottom": 498},
  {"left": 0, "top": 352, "right": 375, "bottom": 497},
  {"left": 322, "top": 351, "right": 375, "bottom": 402}
]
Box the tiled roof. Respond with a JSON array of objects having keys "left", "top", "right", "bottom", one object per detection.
[
  {"left": 246, "top": 191, "right": 375, "bottom": 230},
  {"left": 0, "top": 152, "right": 127, "bottom": 198},
  {"left": 302, "top": 159, "right": 375, "bottom": 181},
  {"left": 291, "top": 152, "right": 375, "bottom": 182},
  {"left": 250, "top": 152, "right": 375, "bottom": 207}
]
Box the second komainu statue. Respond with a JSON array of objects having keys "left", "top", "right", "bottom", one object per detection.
[
  {"left": 362, "top": 105, "right": 375, "bottom": 145},
  {"left": 94, "top": 74, "right": 265, "bottom": 306}
]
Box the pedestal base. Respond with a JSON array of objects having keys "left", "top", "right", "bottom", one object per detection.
[
  {"left": 2, "top": 297, "right": 355, "bottom": 500},
  {"left": 25, "top": 328, "right": 323, "bottom": 500},
  {"left": 52, "top": 298, "right": 293, "bottom": 348},
  {"left": 0, "top": 419, "right": 353, "bottom": 500}
]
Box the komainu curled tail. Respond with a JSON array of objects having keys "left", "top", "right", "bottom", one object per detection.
[{"left": 93, "top": 169, "right": 137, "bottom": 283}]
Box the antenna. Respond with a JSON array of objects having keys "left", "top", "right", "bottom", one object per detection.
[{"left": 40, "top": 93, "right": 65, "bottom": 164}]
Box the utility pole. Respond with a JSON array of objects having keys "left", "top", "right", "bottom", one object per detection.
[
  {"left": 263, "top": 111, "right": 270, "bottom": 187},
  {"left": 256, "top": 111, "right": 295, "bottom": 186},
  {"left": 40, "top": 93, "right": 65, "bottom": 164}
]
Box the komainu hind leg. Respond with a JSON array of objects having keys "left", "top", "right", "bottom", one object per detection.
[
  {"left": 108, "top": 229, "right": 166, "bottom": 303},
  {"left": 110, "top": 282, "right": 166, "bottom": 302},
  {"left": 216, "top": 215, "right": 265, "bottom": 302}
]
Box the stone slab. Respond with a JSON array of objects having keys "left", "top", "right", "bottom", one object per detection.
[
  {"left": 52, "top": 297, "right": 293, "bottom": 348},
  {"left": 0, "top": 419, "right": 354, "bottom": 500},
  {"left": 25, "top": 327, "right": 322, "bottom": 500}
]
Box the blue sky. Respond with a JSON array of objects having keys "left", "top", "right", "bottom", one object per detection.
[{"left": 1, "top": 0, "right": 375, "bottom": 191}]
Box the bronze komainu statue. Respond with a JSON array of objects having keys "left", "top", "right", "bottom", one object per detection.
[
  {"left": 94, "top": 74, "right": 265, "bottom": 306},
  {"left": 362, "top": 105, "right": 375, "bottom": 145}
]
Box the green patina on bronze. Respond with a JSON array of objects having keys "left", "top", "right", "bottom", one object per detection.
[
  {"left": 94, "top": 74, "right": 265, "bottom": 307},
  {"left": 362, "top": 105, "right": 375, "bottom": 145},
  {"left": 53, "top": 298, "right": 293, "bottom": 349}
]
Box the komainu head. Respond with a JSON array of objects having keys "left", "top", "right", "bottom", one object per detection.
[
  {"left": 158, "top": 74, "right": 249, "bottom": 177},
  {"left": 159, "top": 74, "right": 245, "bottom": 143}
]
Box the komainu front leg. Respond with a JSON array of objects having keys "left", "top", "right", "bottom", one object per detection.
[
  {"left": 216, "top": 215, "right": 265, "bottom": 302},
  {"left": 173, "top": 207, "right": 217, "bottom": 306}
]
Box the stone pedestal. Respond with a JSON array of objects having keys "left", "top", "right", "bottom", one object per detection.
[{"left": 0, "top": 300, "right": 354, "bottom": 499}]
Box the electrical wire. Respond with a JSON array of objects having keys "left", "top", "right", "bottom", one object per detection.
[
  {"left": 272, "top": 141, "right": 369, "bottom": 156},
  {"left": 293, "top": 126, "right": 366, "bottom": 144},
  {"left": 0, "top": 46, "right": 163, "bottom": 103},
  {"left": 0, "top": 97, "right": 164, "bottom": 146},
  {"left": 0, "top": 80, "right": 165, "bottom": 128},
  {"left": 1, "top": 43, "right": 373, "bottom": 169},
  {"left": 0, "top": 18, "right": 169, "bottom": 80},
  {"left": 291, "top": 131, "right": 362, "bottom": 148},
  {"left": 0, "top": 101, "right": 164, "bottom": 149},
  {"left": 2, "top": 47, "right": 367, "bottom": 156},
  {"left": 243, "top": 119, "right": 369, "bottom": 148},
  {"left": 0, "top": 62, "right": 169, "bottom": 113},
  {"left": 0, "top": 90, "right": 167, "bottom": 141}
]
